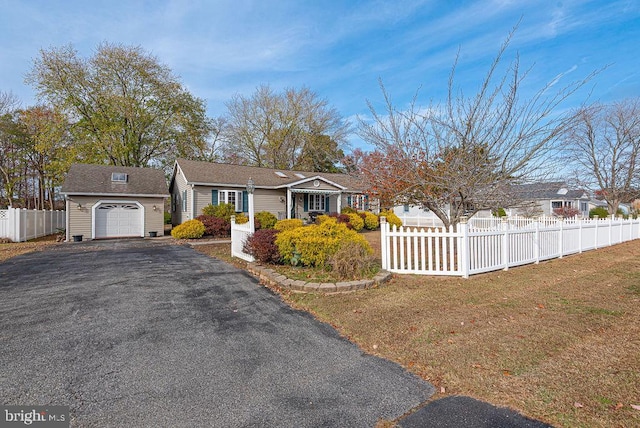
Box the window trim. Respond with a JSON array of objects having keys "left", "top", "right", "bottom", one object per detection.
[
  {"left": 218, "top": 190, "right": 243, "bottom": 212},
  {"left": 309, "top": 194, "right": 325, "bottom": 211}
]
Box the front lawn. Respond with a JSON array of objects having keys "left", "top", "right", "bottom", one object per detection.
[{"left": 282, "top": 239, "right": 640, "bottom": 427}]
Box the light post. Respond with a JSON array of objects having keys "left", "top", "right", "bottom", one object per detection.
[{"left": 246, "top": 177, "right": 255, "bottom": 232}]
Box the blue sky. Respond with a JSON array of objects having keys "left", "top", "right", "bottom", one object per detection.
[{"left": 1, "top": 0, "right": 638, "bottom": 151}]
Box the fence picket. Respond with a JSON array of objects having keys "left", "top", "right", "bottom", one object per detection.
[{"left": 381, "top": 216, "right": 640, "bottom": 278}]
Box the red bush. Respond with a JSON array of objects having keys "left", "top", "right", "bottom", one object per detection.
[
  {"left": 243, "top": 229, "right": 281, "bottom": 264},
  {"left": 196, "top": 215, "right": 231, "bottom": 237}
]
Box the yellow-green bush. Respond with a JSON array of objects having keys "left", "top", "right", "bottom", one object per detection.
[
  {"left": 171, "top": 219, "right": 206, "bottom": 239},
  {"left": 316, "top": 214, "right": 331, "bottom": 224},
  {"left": 380, "top": 209, "right": 402, "bottom": 228},
  {"left": 347, "top": 212, "right": 364, "bottom": 232},
  {"left": 234, "top": 213, "right": 249, "bottom": 224},
  {"left": 362, "top": 211, "right": 379, "bottom": 230},
  {"left": 255, "top": 211, "right": 278, "bottom": 229},
  {"left": 275, "top": 218, "right": 372, "bottom": 267},
  {"left": 274, "top": 218, "right": 304, "bottom": 231}
]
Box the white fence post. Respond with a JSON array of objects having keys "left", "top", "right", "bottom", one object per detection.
[
  {"left": 501, "top": 216, "right": 509, "bottom": 270},
  {"left": 380, "top": 216, "right": 388, "bottom": 271},
  {"left": 558, "top": 217, "right": 564, "bottom": 259},
  {"left": 460, "top": 217, "right": 470, "bottom": 278}
]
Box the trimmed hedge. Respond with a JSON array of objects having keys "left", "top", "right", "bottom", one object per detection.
[
  {"left": 274, "top": 218, "right": 304, "bottom": 231},
  {"left": 275, "top": 218, "right": 372, "bottom": 267},
  {"left": 380, "top": 209, "right": 402, "bottom": 228},
  {"left": 362, "top": 211, "right": 379, "bottom": 230},
  {"left": 255, "top": 211, "right": 278, "bottom": 229},
  {"left": 171, "top": 219, "right": 205, "bottom": 239}
]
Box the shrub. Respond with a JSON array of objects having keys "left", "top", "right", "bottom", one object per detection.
[
  {"left": 589, "top": 207, "right": 609, "bottom": 218},
  {"left": 274, "top": 218, "right": 304, "bottom": 231},
  {"left": 201, "top": 203, "right": 237, "bottom": 222},
  {"left": 553, "top": 207, "right": 581, "bottom": 218},
  {"left": 380, "top": 209, "right": 402, "bottom": 228},
  {"left": 255, "top": 211, "right": 278, "bottom": 229},
  {"left": 243, "top": 229, "right": 281, "bottom": 264},
  {"left": 317, "top": 214, "right": 331, "bottom": 224},
  {"left": 341, "top": 206, "right": 357, "bottom": 214},
  {"left": 196, "top": 215, "right": 230, "bottom": 237},
  {"left": 347, "top": 212, "right": 364, "bottom": 232},
  {"left": 492, "top": 208, "right": 507, "bottom": 217},
  {"left": 164, "top": 212, "right": 172, "bottom": 224},
  {"left": 171, "top": 219, "right": 205, "bottom": 239},
  {"left": 362, "top": 211, "right": 380, "bottom": 230},
  {"left": 327, "top": 241, "right": 376, "bottom": 280},
  {"left": 275, "top": 218, "right": 372, "bottom": 267},
  {"left": 234, "top": 213, "right": 249, "bottom": 224}
]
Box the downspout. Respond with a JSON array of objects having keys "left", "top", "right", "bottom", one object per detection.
[
  {"left": 190, "top": 184, "right": 196, "bottom": 219},
  {"left": 65, "top": 198, "right": 70, "bottom": 242}
]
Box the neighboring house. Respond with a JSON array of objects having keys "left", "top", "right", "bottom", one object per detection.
[
  {"left": 507, "top": 182, "right": 590, "bottom": 217},
  {"left": 61, "top": 164, "right": 169, "bottom": 241},
  {"left": 391, "top": 182, "right": 590, "bottom": 224},
  {"left": 169, "top": 158, "right": 371, "bottom": 225}
]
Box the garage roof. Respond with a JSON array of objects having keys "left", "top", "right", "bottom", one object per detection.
[{"left": 61, "top": 164, "right": 169, "bottom": 197}]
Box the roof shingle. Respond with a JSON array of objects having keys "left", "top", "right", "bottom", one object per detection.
[
  {"left": 61, "top": 164, "right": 169, "bottom": 196},
  {"left": 174, "top": 158, "right": 365, "bottom": 191}
]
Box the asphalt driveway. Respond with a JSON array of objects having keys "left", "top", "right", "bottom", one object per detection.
[{"left": 0, "top": 240, "right": 434, "bottom": 427}]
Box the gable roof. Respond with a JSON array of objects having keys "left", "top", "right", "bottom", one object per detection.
[
  {"left": 61, "top": 164, "right": 169, "bottom": 197},
  {"left": 172, "top": 158, "right": 365, "bottom": 191},
  {"left": 512, "top": 182, "right": 588, "bottom": 200}
]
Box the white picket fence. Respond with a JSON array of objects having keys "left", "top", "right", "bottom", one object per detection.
[
  {"left": 380, "top": 216, "right": 640, "bottom": 278},
  {"left": 0, "top": 207, "right": 66, "bottom": 242},
  {"left": 230, "top": 216, "right": 255, "bottom": 262}
]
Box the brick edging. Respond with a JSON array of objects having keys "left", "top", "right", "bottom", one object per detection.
[{"left": 246, "top": 263, "right": 392, "bottom": 293}]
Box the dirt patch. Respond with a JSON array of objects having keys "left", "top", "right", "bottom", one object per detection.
[{"left": 0, "top": 234, "right": 60, "bottom": 262}]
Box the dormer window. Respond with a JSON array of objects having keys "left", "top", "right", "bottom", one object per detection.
[{"left": 111, "top": 172, "right": 128, "bottom": 182}]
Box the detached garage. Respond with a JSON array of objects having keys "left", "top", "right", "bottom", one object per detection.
[{"left": 61, "top": 164, "right": 169, "bottom": 242}]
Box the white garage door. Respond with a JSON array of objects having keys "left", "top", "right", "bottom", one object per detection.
[{"left": 95, "top": 203, "right": 143, "bottom": 238}]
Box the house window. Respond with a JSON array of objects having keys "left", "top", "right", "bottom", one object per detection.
[
  {"left": 218, "top": 190, "right": 243, "bottom": 212},
  {"left": 182, "top": 190, "right": 187, "bottom": 212},
  {"left": 580, "top": 202, "right": 588, "bottom": 212},
  {"left": 111, "top": 172, "right": 128, "bottom": 182},
  {"left": 551, "top": 201, "right": 563, "bottom": 209},
  {"left": 403, "top": 204, "right": 410, "bottom": 213},
  {"left": 309, "top": 194, "right": 325, "bottom": 211},
  {"left": 349, "top": 195, "right": 369, "bottom": 210}
]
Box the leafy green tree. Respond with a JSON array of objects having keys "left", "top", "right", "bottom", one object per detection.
[
  {"left": 26, "top": 43, "right": 212, "bottom": 169},
  {"left": 19, "top": 106, "right": 73, "bottom": 209}
]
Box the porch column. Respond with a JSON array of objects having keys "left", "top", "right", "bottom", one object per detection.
[
  {"left": 336, "top": 192, "right": 341, "bottom": 213},
  {"left": 287, "top": 188, "right": 292, "bottom": 219}
]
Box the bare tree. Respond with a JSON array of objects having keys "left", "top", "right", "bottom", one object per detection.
[
  {"left": 223, "top": 85, "right": 350, "bottom": 171},
  {"left": 357, "top": 29, "right": 594, "bottom": 227},
  {"left": 567, "top": 98, "right": 640, "bottom": 214}
]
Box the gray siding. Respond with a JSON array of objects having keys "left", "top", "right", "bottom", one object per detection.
[{"left": 67, "top": 196, "right": 165, "bottom": 241}]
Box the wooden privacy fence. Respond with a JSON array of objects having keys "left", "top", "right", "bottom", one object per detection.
[
  {"left": 380, "top": 216, "right": 640, "bottom": 278},
  {"left": 0, "top": 208, "right": 66, "bottom": 242}
]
